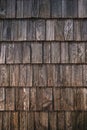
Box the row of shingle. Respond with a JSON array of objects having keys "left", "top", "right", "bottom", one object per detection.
[
  {"left": 0, "top": 111, "right": 86, "bottom": 130},
  {"left": 0, "top": 64, "right": 86, "bottom": 87},
  {"left": 0, "top": 0, "right": 87, "bottom": 18},
  {"left": 0, "top": 42, "right": 87, "bottom": 64},
  {"left": 0, "top": 87, "right": 87, "bottom": 111},
  {"left": 0, "top": 19, "right": 87, "bottom": 41}
]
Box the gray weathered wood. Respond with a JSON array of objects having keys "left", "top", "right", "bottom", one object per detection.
[
  {"left": 6, "top": 0, "right": 16, "bottom": 18},
  {"left": 51, "top": 0, "right": 62, "bottom": 18},
  {"left": 31, "top": 43, "right": 42, "bottom": 63},
  {"left": 23, "top": 43, "right": 30, "bottom": 63},
  {"left": 54, "top": 20, "right": 64, "bottom": 40},
  {"left": 39, "top": 0, "right": 50, "bottom": 18},
  {"left": 61, "top": 42, "right": 69, "bottom": 63},
  {"left": 69, "top": 43, "right": 77, "bottom": 63},
  {"left": 16, "top": 0, "right": 23, "bottom": 18},
  {"left": 36, "top": 20, "right": 45, "bottom": 40},
  {"left": 62, "top": 0, "right": 78, "bottom": 17},
  {"left": 23, "top": 0, "right": 32, "bottom": 18},
  {"left": 64, "top": 20, "right": 73, "bottom": 40},
  {"left": 32, "top": 0, "right": 39, "bottom": 17},
  {"left": 78, "top": 0, "right": 87, "bottom": 17},
  {"left": 27, "top": 20, "right": 36, "bottom": 40},
  {"left": 0, "top": 44, "right": 6, "bottom": 64},
  {"left": 51, "top": 43, "right": 60, "bottom": 63},
  {"left": 14, "top": 43, "right": 22, "bottom": 63},
  {"left": 17, "top": 20, "right": 27, "bottom": 41},
  {"left": 82, "top": 20, "right": 87, "bottom": 41},
  {"left": 46, "top": 20, "right": 55, "bottom": 40},
  {"left": 74, "top": 20, "right": 81, "bottom": 41},
  {"left": 44, "top": 43, "right": 51, "bottom": 63}
]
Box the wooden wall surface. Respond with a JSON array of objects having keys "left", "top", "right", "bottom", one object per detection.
[{"left": 0, "top": 0, "right": 87, "bottom": 130}]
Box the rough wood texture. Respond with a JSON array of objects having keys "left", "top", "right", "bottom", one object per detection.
[{"left": 0, "top": 0, "right": 87, "bottom": 130}]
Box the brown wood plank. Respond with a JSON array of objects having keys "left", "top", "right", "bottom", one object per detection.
[
  {"left": 19, "top": 65, "right": 26, "bottom": 86},
  {"left": 72, "top": 65, "right": 83, "bottom": 86},
  {"left": 0, "top": 112, "right": 2, "bottom": 130},
  {"left": 5, "top": 88, "right": 15, "bottom": 110},
  {"left": 60, "top": 88, "right": 76, "bottom": 110},
  {"left": 26, "top": 65, "right": 32, "bottom": 86},
  {"left": 6, "top": 43, "right": 14, "bottom": 64},
  {"left": 10, "top": 65, "right": 19, "bottom": 86},
  {"left": 19, "top": 112, "right": 28, "bottom": 130},
  {"left": 57, "top": 112, "right": 65, "bottom": 130},
  {"left": 0, "top": 88, "right": 5, "bottom": 110},
  {"left": 10, "top": 112, "right": 18, "bottom": 130},
  {"left": 38, "top": 65, "right": 47, "bottom": 86},
  {"left": 35, "top": 112, "right": 48, "bottom": 130},
  {"left": 37, "top": 88, "right": 52, "bottom": 111},
  {"left": 2, "top": 112, "right": 11, "bottom": 130},
  {"left": 32, "top": 65, "right": 39, "bottom": 86},
  {"left": 28, "top": 112, "right": 34, "bottom": 130},
  {"left": 16, "top": 88, "right": 29, "bottom": 110},
  {"left": 54, "top": 88, "right": 60, "bottom": 110},
  {"left": 65, "top": 112, "right": 72, "bottom": 130},
  {"left": 76, "top": 88, "right": 85, "bottom": 110},
  {"left": 29, "top": 88, "right": 36, "bottom": 111},
  {"left": 0, "top": 65, "right": 9, "bottom": 86},
  {"left": 49, "top": 112, "right": 57, "bottom": 130}
]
